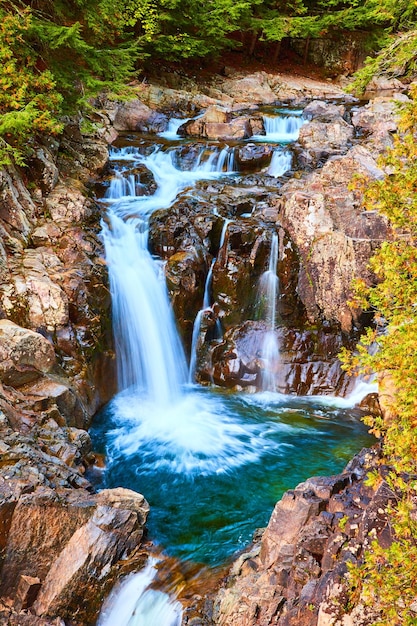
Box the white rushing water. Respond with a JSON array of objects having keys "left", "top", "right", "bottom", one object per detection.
[
  {"left": 97, "top": 558, "right": 182, "bottom": 626},
  {"left": 252, "top": 114, "right": 305, "bottom": 143},
  {"left": 102, "top": 144, "right": 237, "bottom": 401},
  {"left": 268, "top": 150, "right": 293, "bottom": 177},
  {"left": 158, "top": 117, "right": 191, "bottom": 140},
  {"left": 97, "top": 120, "right": 378, "bottom": 624},
  {"left": 259, "top": 234, "right": 280, "bottom": 391},
  {"left": 188, "top": 218, "right": 230, "bottom": 382}
]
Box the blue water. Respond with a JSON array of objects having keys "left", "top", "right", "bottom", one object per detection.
[{"left": 90, "top": 386, "right": 373, "bottom": 567}]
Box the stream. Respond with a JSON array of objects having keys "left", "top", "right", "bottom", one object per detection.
[{"left": 92, "top": 110, "right": 375, "bottom": 623}]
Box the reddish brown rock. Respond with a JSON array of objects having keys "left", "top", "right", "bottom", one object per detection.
[
  {"left": 0, "top": 486, "right": 149, "bottom": 624},
  {"left": 279, "top": 145, "right": 391, "bottom": 332},
  {"left": 212, "top": 447, "right": 388, "bottom": 626},
  {"left": 0, "top": 321, "right": 56, "bottom": 387}
]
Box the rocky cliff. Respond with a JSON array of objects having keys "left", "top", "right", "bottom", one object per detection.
[{"left": 0, "top": 123, "right": 152, "bottom": 625}]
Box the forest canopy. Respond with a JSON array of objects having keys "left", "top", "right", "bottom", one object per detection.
[{"left": 0, "top": 0, "right": 416, "bottom": 163}]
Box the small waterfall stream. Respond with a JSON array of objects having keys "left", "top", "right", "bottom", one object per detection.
[
  {"left": 188, "top": 218, "right": 230, "bottom": 382},
  {"left": 94, "top": 111, "right": 376, "bottom": 624},
  {"left": 259, "top": 234, "right": 280, "bottom": 391},
  {"left": 262, "top": 113, "right": 305, "bottom": 142},
  {"left": 97, "top": 559, "right": 182, "bottom": 626}
]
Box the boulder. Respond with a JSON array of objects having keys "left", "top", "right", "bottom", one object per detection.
[
  {"left": 0, "top": 320, "right": 56, "bottom": 387},
  {"left": 0, "top": 485, "right": 149, "bottom": 624},
  {"left": 217, "top": 72, "right": 278, "bottom": 107},
  {"left": 236, "top": 143, "right": 273, "bottom": 171},
  {"left": 181, "top": 108, "right": 252, "bottom": 140},
  {"left": 113, "top": 99, "right": 169, "bottom": 133},
  {"left": 302, "top": 100, "right": 346, "bottom": 122}
]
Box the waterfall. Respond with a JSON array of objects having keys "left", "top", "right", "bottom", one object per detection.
[
  {"left": 258, "top": 234, "right": 280, "bottom": 391},
  {"left": 188, "top": 309, "right": 205, "bottom": 384},
  {"left": 262, "top": 114, "right": 305, "bottom": 142},
  {"left": 158, "top": 117, "right": 191, "bottom": 140},
  {"left": 102, "top": 144, "right": 236, "bottom": 402},
  {"left": 188, "top": 219, "right": 230, "bottom": 382},
  {"left": 102, "top": 213, "right": 186, "bottom": 402},
  {"left": 268, "top": 150, "right": 293, "bottom": 177},
  {"left": 97, "top": 558, "right": 182, "bottom": 626}
]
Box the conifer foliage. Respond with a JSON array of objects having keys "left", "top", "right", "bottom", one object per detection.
[{"left": 1, "top": 0, "right": 416, "bottom": 164}]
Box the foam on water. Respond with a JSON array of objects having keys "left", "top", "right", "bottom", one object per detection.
[
  {"left": 268, "top": 150, "right": 293, "bottom": 177},
  {"left": 158, "top": 117, "right": 191, "bottom": 140},
  {"left": 104, "top": 387, "right": 295, "bottom": 476}
]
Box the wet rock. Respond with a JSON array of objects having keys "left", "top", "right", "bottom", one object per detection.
[
  {"left": 236, "top": 143, "right": 273, "bottom": 171},
  {"left": 165, "top": 246, "right": 208, "bottom": 345},
  {"left": 0, "top": 321, "right": 56, "bottom": 387},
  {"left": 211, "top": 447, "right": 387, "bottom": 626},
  {"left": 181, "top": 111, "right": 252, "bottom": 140},
  {"left": 203, "top": 321, "right": 357, "bottom": 395}
]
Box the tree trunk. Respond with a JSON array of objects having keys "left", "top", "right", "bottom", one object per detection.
[
  {"left": 249, "top": 31, "right": 258, "bottom": 56},
  {"left": 272, "top": 41, "right": 282, "bottom": 65},
  {"left": 303, "top": 37, "right": 311, "bottom": 64}
]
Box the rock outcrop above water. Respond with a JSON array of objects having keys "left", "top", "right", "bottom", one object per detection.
[{"left": 210, "top": 446, "right": 389, "bottom": 626}]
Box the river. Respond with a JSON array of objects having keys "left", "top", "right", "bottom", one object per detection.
[{"left": 91, "top": 110, "right": 374, "bottom": 623}]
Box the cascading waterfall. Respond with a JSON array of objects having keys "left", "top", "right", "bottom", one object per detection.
[
  {"left": 262, "top": 114, "right": 305, "bottom": 142},
  {"left": 95, "top": 113, "right": 377, "bottom": 620},
  {"left": 97, "top": 558, "right": 182, "bottom": 626},
  {"left": 99, "top": 141, "right": 241, "bottom": 624},
  {"left": 188, "top": 218, "right": 231, "bottom": 382},
  {"left": 102, "top": 144, "right": 237, "bottom": 400},
  {"left": 268, "top": 150, "right": 293, "bottom": 177},
  {"left": 102, "top": 212, "right": 186, "bottom": 402},
  {"left": 259, "top": 233, "right": 280, "bottom": 391}
]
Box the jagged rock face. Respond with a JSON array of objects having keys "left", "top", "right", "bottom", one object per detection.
[
  {"left": 197, "top": 321, "right": 356, "bottom": 396},
  {"left": 278, "top": 144, "right": 392, "bottom": 332},
  {"left": 0, "top": 123, "right": 129, "bottom": 624},
  {"left": 211, "top": 447, "right": 389, "bottom": 626},
  {"left": 0, "top": 480, "right": 149, "bottom": 625},
  {"left": 0, "top": 133, "right": 114, "bottom": 425}
]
